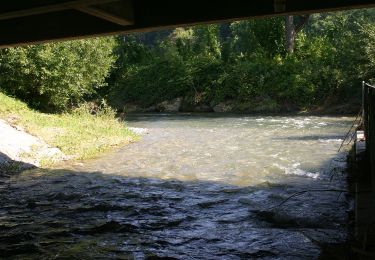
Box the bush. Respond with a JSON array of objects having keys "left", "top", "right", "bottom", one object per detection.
[{"left": 0, "top": 37, "right": 116, "bottom": 112}]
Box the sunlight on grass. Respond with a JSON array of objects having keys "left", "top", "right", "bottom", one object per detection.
[{"left": 0, "top": 93, "right": 138, "bottom": 162}]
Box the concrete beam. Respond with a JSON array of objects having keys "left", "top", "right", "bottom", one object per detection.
[
  {"left": 0, "top": 0, "right": 117, "bottom": 21},
  {"left": 75, "top": 0, "right": 134, "bottom": 26},
  {"left": 0, "top": 0, "right": 375, "bottom": 47}
]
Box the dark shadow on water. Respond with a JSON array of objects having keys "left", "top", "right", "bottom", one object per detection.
[
  {"left": 0, "top": 156, "right": 353, "bottom": 259},
  {"left": 0, "top": 152, "right": 36, "bottom": 177},
  {"left": 273, "top": 135, "right": 345, "bottom": 141}
]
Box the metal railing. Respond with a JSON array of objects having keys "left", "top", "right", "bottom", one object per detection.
[{"left": 363, "top": 81, "right": 375, "bottom": 178}]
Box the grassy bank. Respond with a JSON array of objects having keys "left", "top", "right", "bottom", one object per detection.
[{"left": 0, "top": 92, "right": 138, "bottom": 163}]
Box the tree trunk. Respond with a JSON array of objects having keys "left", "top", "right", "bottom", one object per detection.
[
  {"left": 285, "top": 15, "right": 310, "bottom": 54},
  {"left": 285, "top": 15, "right": 295, "bottom": 54}
]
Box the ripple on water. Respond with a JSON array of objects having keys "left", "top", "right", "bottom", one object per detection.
[{"left": 0, "top": 115, "right": 353, "bottom": 258}]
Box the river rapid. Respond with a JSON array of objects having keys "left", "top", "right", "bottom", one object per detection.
[{"left": 0, "top": 114, "right": 353, "bottom": 259}]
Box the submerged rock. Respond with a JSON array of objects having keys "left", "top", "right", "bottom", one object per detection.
[{"left": 252, "top": 209, "right": 328, "bottom": 229}]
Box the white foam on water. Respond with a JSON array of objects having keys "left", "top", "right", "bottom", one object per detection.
[
  {"left": 293, "top": 119, "right": 310, "bottom": 129},
  {"left": 273, "top": 162, "right": 320, "bottom": 179},
  {"left": 318, "top": 139, "right": 343, "bottom": 143},
  {"left": 227, "top": 146, "right": 240, "bottom": 151},
  {"left": 128, "top": 127, "right": 149, "bottom": 135}
]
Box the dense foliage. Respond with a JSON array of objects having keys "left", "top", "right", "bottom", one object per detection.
[
  {"left": 109, "top": 9, "right": 375, "bottom": 113},
  {"left": 0, "top": 38, "right": 116, "bottom": 111},
  {"left": 0, "top": 9, "right": 375, "bottom": 113}
]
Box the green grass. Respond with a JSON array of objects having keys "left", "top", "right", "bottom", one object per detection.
[{"left": 0, "top": 92, "right": 138, "bottom": 164}]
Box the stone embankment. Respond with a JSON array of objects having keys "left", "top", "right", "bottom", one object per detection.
[
  {"left": 122, "top": 97, "right": 285, "bottom": 113},
  {"left": 0, "top": 119, "right": 66, "bottom": 172}
]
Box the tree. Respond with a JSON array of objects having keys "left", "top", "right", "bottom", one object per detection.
[
  {"left": 230, "top": 17, "right": 285, "bottom": 57},
  {"left": 285, "top": 15, "right": 310, "bottom": 53},
  {"left": 0, "top": 38, "right": 116, "bottom": 111},
  {"left": 362, "top": 24, "right": 375, "bottom": 83}
]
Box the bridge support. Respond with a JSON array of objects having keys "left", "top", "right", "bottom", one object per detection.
[
  {"left": 1, "top": 0, "right": 375, "bottom": 47},
  {"left": 352, "top": 82, "right": 375, "bottom": 255}
]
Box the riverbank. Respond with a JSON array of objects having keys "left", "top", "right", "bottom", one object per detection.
[
  {"left": 117, "top": 96, "right": 360, "bottom": 115},
  {"left": 0, "top": 93, "right": 137, "bottom": 170}
]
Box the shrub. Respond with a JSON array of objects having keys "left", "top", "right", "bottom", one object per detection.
[{"left": 0, "top": 37, "right": 116, "bottom": 112}]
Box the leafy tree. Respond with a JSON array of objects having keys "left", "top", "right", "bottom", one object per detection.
[
  {"left": 192, "top": 25, "right": 221, "bottom": 58},
  {"left": 230, "top": 17, "right": 285, "bottom": 58},
  {"left": 107, "top": 9, "right": 375, "bottom": 112},
  {"left": 361, "top": 24, "right": 375, "bottom": 84},
  {"left": 0, "top": 37, "right": 116, "bottom": 111},
  {"left": 285, "top": 15, "right": 310, "bottom": 53}
]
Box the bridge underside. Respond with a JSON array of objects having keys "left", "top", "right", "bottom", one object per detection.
[{"left": 1, "top": 0, "right": 375, "bottom": 47}]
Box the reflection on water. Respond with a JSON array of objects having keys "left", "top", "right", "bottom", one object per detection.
[{"left": 0, "top": 114, "right": 353, "bottom": 259}]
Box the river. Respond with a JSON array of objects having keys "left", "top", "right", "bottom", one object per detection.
[{"left": 0, "top": 114, "right": 353, "bottom": 259}]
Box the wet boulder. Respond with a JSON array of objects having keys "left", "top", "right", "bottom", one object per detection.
[
  {"left": 212, "top": 102, "right": 233, "bottom": 113},
  {"left": 157, "top": 98, "right": 182, "bottom": 112}
]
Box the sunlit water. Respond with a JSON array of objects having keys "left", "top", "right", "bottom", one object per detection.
[{"left": 0, "top": 114, "right": 353, "bottom": 259}]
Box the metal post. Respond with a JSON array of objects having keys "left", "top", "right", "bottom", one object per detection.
[
  {"left": 370, "top": 87, "right": 375, "bottom": 181},
  {"left": 362, "top": 81, "right": 366, "bottom": 129},
  {"left": 363, "top": 82, "right": 369, "bottom": 159}
]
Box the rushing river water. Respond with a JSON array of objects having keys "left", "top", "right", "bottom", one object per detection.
[{"left": 0, "top": 114, "right": 354, "bottom": 259}]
